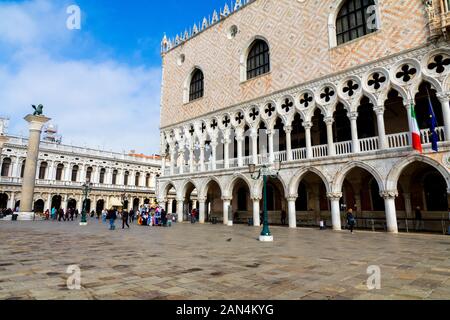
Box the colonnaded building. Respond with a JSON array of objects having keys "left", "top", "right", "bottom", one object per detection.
[
  {"left": 0, "top": 118, "right": 161, "bottom": 214},
  {"left": 157, "top": 0, "right": 450, "bottom": 233}
]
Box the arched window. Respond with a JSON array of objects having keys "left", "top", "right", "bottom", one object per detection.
[
  {"left": 112, "top": 170, "right": 118, "bottom": 185},
  {"left": 1, "top": 158, "right": 11, "bottom": 177},
  {"left": 336, "top": 0, "right": 377, "bottom": 46},
  {"left": 135, "top": 172, "right": 140, "bottom": 186},
  {"left": 71, "top": 165, "right": 79, "bottom": 182},
  {"left": 55, "top": 164, "right": 64, "bottom": 181},
  {"left": 246, "top": 39, "right": 270, "bottom": 80},
  {"left": 86, "top": 167, "right": 93, "bottom": 182},
  {"left": 189, "top": 69, "right": 204, "bottom": 102},
  {"left": 124, "top": 171, "right": 129, "bottom": 185},
  {"left": 99, "top": 168, "right": 106, "bottom": 184},
  {"left": 146, "top": 173, "right": 151, "bottom": 188},
  {"left": 38, "top": 162, "right": 48, "bottom": 180},
  {"left": 20, "top": 160, "right": 26, "bottom": 178}
]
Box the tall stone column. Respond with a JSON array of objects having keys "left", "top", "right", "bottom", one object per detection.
[
  {"left": 178, "top": 151, "right": 185, "bottom": 174},
  {"left": 18, "top": 114, "right": 51, "bottom": 220},
  {"left": 46, "top": 193, "right": 52, "bottom": 211},
  {"left": 287, "top": 196, "right": 297, "bottom": 229},
  {"left": 382, "top": 190, "right": 399, "bottom": 233},
  {"left": 210, "top": 142, "right": 217, "bottom": 170},
  {"left": 199, "top": 143, "right": 206, "bottom": 172},
  {"left": 252, "top": 198, "right": 261, "bottom": 227},
  {"left": 176, "top": 198, "right": 184, "bottom": 223},
  {"left": 327, "top": 192, "right": 342, "bottom": 231},
  {"left": 267, "top": 129, "right": 275, "bottom": 164},
  {"left": 349, "top": 112, "right": 360, "bottom": 153},
  {"left": 167, "top": 199, "right": 173, "bottom": 214},
  {"left": 223, "top": 198, "right": 231, "bottom": 225},
  {"left": 224, "top": 138, "right": 230, "bottom": 169},
  {"left": 251, "top": 130, "right": 258, "bottom": 165},
  {"left": 285, "top": 126, "right": 293, "bottom": 161},
  {"left": 236, "top": 133, "right": 244, "bottom": 167},
  {"left": 170, "top": 146, "right": 176, "bottom": 176},
  {"left": 374, "top": 106, "right": 388, "bottom": 149},
  {"left": 198, "top": 198, "right": 206, "bottom": 224},
  {"left": 8, "top": 192, "right": 15, "bottom": 209},
  {"left": 189, "top": 147, "right": 195, "bottom": 173},
  {"left": 303, "top": 122, "right": 313, "bottom": 159},
  {"left": 325, "top": 117, "right": 336, "bottom": 156},
  {"left": 437, "top": 93, "right": 450, "bottom": 141}
]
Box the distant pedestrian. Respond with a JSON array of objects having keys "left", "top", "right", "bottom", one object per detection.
[
  {"left": 75, "top": 209, "right": 79, "bottom": 220},
  {"left": 108, "top": 209, "right": 117, "bottom": 230},
  {"left": 69, "top": 208, "right": 74, "bottom": 221},
  {"left": 161, "top": 209, "right": 167, "bottom": 226},
  {"left": 346, "top": 209, "right": 356, "bottom": 234},
  {"left": 122, "top": 210, "right": 130, "bottom": 229},
  {"left": 281, "top": 210, "right": 287, "bottom": 226},
  {"left": 415, "top": 207, "right": 424, "bottom": 231}
]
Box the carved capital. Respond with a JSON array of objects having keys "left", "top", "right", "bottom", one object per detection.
[
  {"left": 302, "top": 121, "right": 313, "bottom": 130},
  {"left": 286, "top": 194, "right": 298, "bottom": 202},
  {"left": 380, "top": 190, "right": 399, "bottom": 200},
  {"left": 324, "top": 117, "right": 334, "bottom": 126},
  {"left": 373, "top": 106, "right": 385, "bottom": 116},
  {"left": 348, "top": 112, "right": 358, "bottom": 121},
  {"left": 327, "top": 192, "right": 343, "bottom": 201},
  {"left": 436, "top": 92, "right": 450, "bottom": 102},
  {"left": 284, "top": 126, "right": 293, "bottom": 134}
]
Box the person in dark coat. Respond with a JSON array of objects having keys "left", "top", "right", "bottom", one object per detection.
[
  {"left": 108, "top": 209, "right": 117, "bottom": 230},
  {"left": 122, "top": 210, "right": 130, "bottom": 229},
  {"left": 346, "top": 209, "right": 356, "bottom": 234},
  {"left": 161, "top": 209, "right": 167, "bottom": 226}
]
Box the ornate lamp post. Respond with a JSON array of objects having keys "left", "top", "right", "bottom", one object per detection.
[
  {"left": 80, "top": 182, "right": 93, "bottom": 226},
  {"left": 121, "top": 190, "right": 128, "bottom": 209},
  {"left": 249, "top": 159, "right": 282, "bottom": 242}
]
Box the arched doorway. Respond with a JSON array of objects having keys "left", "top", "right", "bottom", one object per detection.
[
  {"left": 183, "top": 181, "right": 197, "bottom": 221},
  {"left": 1, "top": 158, "right": 11, "bottom": 177},
  {"left": 311, "top": 109, "right": 327, "bottom": 149},
  {"left": 230, "top": 178, "right": 251, "bottom": 224},
  {"left": 204, "top": 180, "right": 222, "bottom": 223},
  {"left": 51, "top": 195, "right": 62, "bottom": 210},
  {"left": 96, "top": 200, "right": 105, "bottom": 214},
  {"left": 333, "top": 103, "right": 351, "bottom": 142},
  {"left": 357, "top": 97, "right": 377, "bottom": 139},
  {"left": 396, "top": 161, "right": 448, "bottom": 233},
  {"left": 133, "top": 198, "right": 140, "bottom": 211},
  {"left": 68, "top": 199, "right": 77, "bottom": 211},
  {"left": 384, "top": 89, "right": 409, "bottom": 135},
  {"left": 0, "top": 193, "right": 8, "bottom": 209},
  {"left": 295, "top": 172, "right": 329, "bottom": 227},
  {"left": 339, "top": 166, "right": 386, "bottom": 231},
  {"left": 34, "top": 200, "right": 45, "bottom": 213}
]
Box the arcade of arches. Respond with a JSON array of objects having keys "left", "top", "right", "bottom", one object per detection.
[{"left": 158, "top": 156, "right": 450, "bottom": 234}]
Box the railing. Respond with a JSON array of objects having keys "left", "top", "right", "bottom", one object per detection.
[
  {"left": 275, "top": 151, "right": 287, "bottom": 162},
  {"left": 335, "top": 141, "right": 352, "bottom": 155},
  {"left": 387, "top": 132, "right": 410, "bottom": 149},
  {"left": 292, "top": 148, "right": 307, "bottom": 161},
  {"left": 312, "top": 145, "right": 328, "bottom": 158},
  {"left": 359, "top": 137, "right": 379, "bottom": 153},
  {"left": 421, "top": 127, "right": 445, "bottom": 144}
]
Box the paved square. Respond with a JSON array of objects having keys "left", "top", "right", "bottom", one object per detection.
[{"left": 0, "top": 221, "right": 450, "bottom": 300}]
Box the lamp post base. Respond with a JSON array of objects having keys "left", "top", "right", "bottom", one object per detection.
[
  {"left": 259, "top": 235, "right": 274, "bottom": 242},
  {"left": 227, "top": 221, "right": 233, "bottom": 227},
  {"left": 17, "top": 212, "right": 35, "bottom": 221},
  {"left": 79, "top": 222, "right": 88, "bottom": 226}
]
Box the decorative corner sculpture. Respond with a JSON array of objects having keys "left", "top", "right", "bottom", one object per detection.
[{"left": 32, "top": 104, "right": 44, "bottom": 116}]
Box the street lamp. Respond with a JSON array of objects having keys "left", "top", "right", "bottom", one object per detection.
[
  {"left": 80, "top": 182, "right": 93, "bottom": 226},
  {"left": 121, "top": 190, "right": 128, "bottom": 209},
  {"left": 249, "top": 159, "right": 282, "bottom": 242}
]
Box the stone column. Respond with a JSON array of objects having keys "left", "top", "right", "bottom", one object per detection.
[
  {"left": 105, "top": 196, "right": 110, "bottom": 210},
  {"left": 224, "top": 138, "right": 230, "bottom": 169},
  {"left": 176, "top": 199, "right": 184, "bottom": 223},
  {"left": 19, "top": 114, "right": 51, "bottom": 220},
  {"left": 287, "top": 196, "right": 297, "bottom": 229},
  {"left": 210, "top": 142, "right": 217, "bottom": 170},
  {"left": 325, "top": 117, "right": 336, "bottom": 156},
  {"left": 167, "top": 199, "right": 173, "bottom": 214},
  {"left": 199, "top": 143, "right": 206, "bottom": 172},
  {"left": 354, "top": 194, "right": 362, "bottom": 215},
  {"left": 349, "top": 112, "right": 360, "bottom": 153},
  {"left": 374, "top": 106, "right": 388, "bottom": 149},
  {"left": 64, "top": 164, "right": 71, "bottom": 182},
  {"left": 382, "top": 190, "right": 399, "bottom": 233},
  {"left": 267, "top": 129, "right": 275, "bottom": 164},
  {"left": 236, "top": 134, "right": 244, "bottom": 167},
  {"left": 78, "top": 195, "right": 83, "bottom": 212},
  {"left": 403, "top": 193, "right": 412, "bottom": 219},
  {"left": 251, "top": 130, "right": 259, "bottom": 165},
  {"left": 46, "top": 193, "right": 52, "bottom": 211},
  {"left": 0, "top": 135, "right": 8, "bottom": 159},
  {"left": 198, "top": 198, "right": 206, "bottom": 224},
  {"left": 285, "top": 126, "right": 293, "bottom": 161},
  {"left": 178, "top": 151, "right": 185, "bottom": 174},
  {"left": 8, "top": 192, "right": 15, "bottom": 209},
  {"left": 327, "top": 192, "right": 342, "bottom": 231},
  {"left": 303, "top": 122, "right": 313, "bottom": 159},
  {"left": 189, "top": 147, "right": 195, "bottom": 173},
  {"left": 161, "top": 154, "right": 167, "bottom": 175},
  {"left": 437, "top": 93, "right": 450, "bottom": 141},
  {"left": 252, "top": 198, "right": 261, "bottom": 227},
  {"left": 62, "top": 194, "right": 68, "bottom": 211},
  {"left": 170, "top": 146, "right": 176, "bottom": 176},
  {"left": 223, "top": 198, "right": 231, "bottom": 225},
  {"left": 404, "top": 102, "right": 414, "bottom": 140},
  {"left": 11, "top": 157, "right": 20, "bottom": 178}
]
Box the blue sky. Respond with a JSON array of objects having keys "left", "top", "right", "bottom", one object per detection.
[{"left": 0, "top": 0, "right": 229, "bottom": 154}]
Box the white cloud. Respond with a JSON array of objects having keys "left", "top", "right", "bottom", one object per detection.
[{"left": 0, "top": 0, "right": 162, "bottom": 154}]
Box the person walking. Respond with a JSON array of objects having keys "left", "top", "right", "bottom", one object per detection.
[
  {"left": 191, "top": 208, "right": 196, "bottom": 224},
  {"left": 161, "top": 208, "right": 167, "bottom": 227},
  {"left": 74, "top": 209, "right": 79, "bottom": 220},
  {"left": 281, "top": 210, "right": 287, "bottom": 226},
  {"left": 102, "top": 209, "right": 107, "bottom": 223},
  {"left": 108, "top": 209, "right": 117, "bottom": 230},
  {"left": 415, "top": 206, "right": 424, "bottom": 231},
  {"left": 346, "top": 208, "right": 356, "bottom": 234},
  {"left": 122, "top": 209, "right": 130, "bottom": 229},
  {"left": 69, "top": 208, "right": 75, "bottom": 221}
]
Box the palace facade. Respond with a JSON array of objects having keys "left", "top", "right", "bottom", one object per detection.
[
  {"left": 0, "top": 119, "right": 161, "bottom": 214},
  {"left": 157, "top": 0, "right": 450, "bottom": 233}
]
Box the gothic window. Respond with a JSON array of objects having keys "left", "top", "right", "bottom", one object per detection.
[
  {"left": 247, "top": 39, "right": 270, "bottom": 80},
  {"left": 124, "top": 171, "right": 129, "bottom": 185},
  {"left": 135, "top": 172, "right": 140, "bottom": 186},
  {"left": 112, "top": 170, "right": 118, "bottom": 185},
  {"left": 336, "top": 0, "right": 377, "bottom": 46},
  {"left": 189, "top": 69, "right": 204, "bottom": 102},
  {"left": 146, "top": 173, "right": 151, "bottom": 187},
  {"left": 1, "top": 158, "right": 11, "bottom": 177},
  {"left": 99, "top": 168, "right": 106, "bottom": 184},
  {"left": 86, "top": 167, "right": 93, "bottom": 182},
  {"left": 38, "top": 162, "right": 48, "bottom": 180},
  {"left": 71, "top": 165, "right": 79, "bottom": 182},
  {"left": 55, "top": 164, "right": 64, "bottom": 181},
  {"left": 20, "top": 160, "right": 26, "bottom": 178}
]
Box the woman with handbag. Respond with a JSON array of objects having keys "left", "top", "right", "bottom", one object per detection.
[{"left": 346, "top": 208, "right": 356, "bottom": 234}]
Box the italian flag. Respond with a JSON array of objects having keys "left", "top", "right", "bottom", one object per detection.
[{"left": 411, "top": 103, "right": 423, "bottom": 153}]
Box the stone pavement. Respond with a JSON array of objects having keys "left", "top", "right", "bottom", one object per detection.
[{"left": 0, "top": 220, "right": 450, "bottom": 300}]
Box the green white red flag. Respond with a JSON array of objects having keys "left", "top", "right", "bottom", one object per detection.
[{"left": 411, "top": 102, "right": 423, "bottom": 153}]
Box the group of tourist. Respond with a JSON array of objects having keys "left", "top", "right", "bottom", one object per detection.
[{"left": 104, "top": 206, "right": 175, "bottom": 231}]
